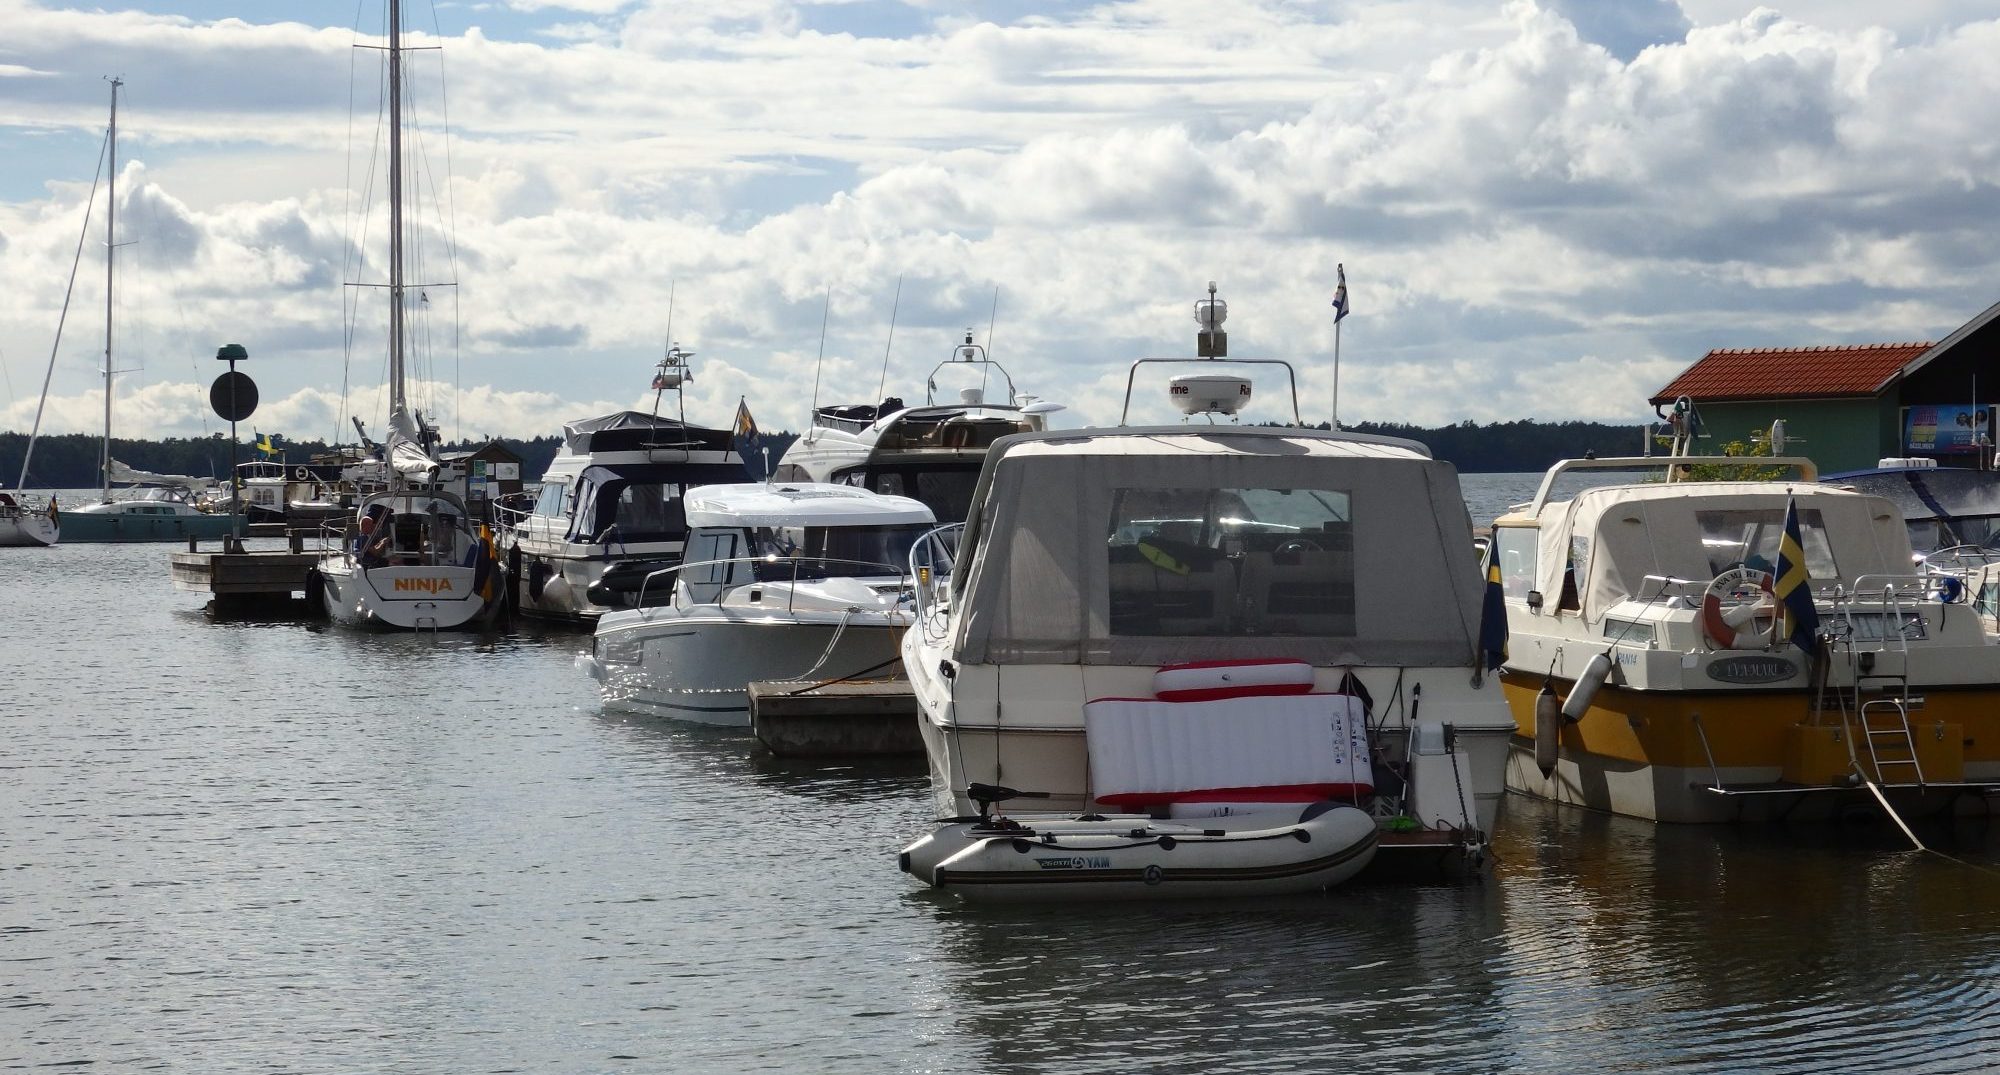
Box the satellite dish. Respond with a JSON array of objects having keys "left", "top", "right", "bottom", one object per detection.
[{"left": 1768, "top": 419, "right": 1786, "bottom": 454}]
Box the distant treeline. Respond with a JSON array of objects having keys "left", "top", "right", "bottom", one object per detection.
[
  {"left": 0, "top": 430, "right": 805, "bottom": 489},
  {"left": 2, "top": 421, "right": 1630, "bottom": 488}
]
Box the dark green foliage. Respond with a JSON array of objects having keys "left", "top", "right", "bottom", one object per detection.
[{"left": 1326, "top": 419, "right": 1647, "bottom": 473}]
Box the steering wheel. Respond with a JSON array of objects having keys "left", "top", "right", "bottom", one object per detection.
[{"left": 1276, "top": 538, "right": 1323, "bottom": 555}]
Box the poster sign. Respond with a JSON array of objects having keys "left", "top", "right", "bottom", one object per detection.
[
  {"left": 497, "top": 462, "right": 520, "bottom": 481},
  {"left": 1904, "top": 404, "right": 1995, "bottom": 453}
]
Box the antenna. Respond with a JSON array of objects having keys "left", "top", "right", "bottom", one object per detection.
[
  {"left": 982, "top": 286, "right": 999, "bottom": 401},
  {"left": 807, "top": 286, "right": 831, "bottom": 437},
  {"left": 877, "top": 274, "right": 902, "bottom": 402}
]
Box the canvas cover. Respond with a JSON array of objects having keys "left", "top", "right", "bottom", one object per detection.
[
  {"left": 385, "top": 408, "right": 440, "bottom": 485},
  {"left": 950, "top": 428, "right": 1484, "bottom": 667},
  {"left": 562, "top": 411, "right": 734, "bottom": 455},
  {"left": 1533, "top": 482, "right": 1910, "bottom": 624}
]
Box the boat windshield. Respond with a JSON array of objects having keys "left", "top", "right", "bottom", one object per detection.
[
  {"left": 838, "top": 465, "right": 981, "bottom": 523},
  {"left": 1696, "top": 508, "right": 1839, "bottom": 579},
  {"left": 749, "top": 523, "right": 929, "bottom": 580}
]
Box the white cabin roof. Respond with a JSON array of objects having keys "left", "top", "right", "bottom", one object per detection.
[{"left": 684, "top": 483, "right": 936, "bottom": 529}]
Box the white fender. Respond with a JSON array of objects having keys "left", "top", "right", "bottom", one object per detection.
[
  {"left": 1561, "top": 651, "right": 1613, "bottom": 723},
  {"left": 1534, "top": 683, "right": 1561, "bottom": 777}
]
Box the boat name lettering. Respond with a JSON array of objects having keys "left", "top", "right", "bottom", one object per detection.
[
  {"left": 1705, "top": 655, "right": 1796, "bottom": 684},
  {"left": 393, "top": 577, "right": 455, "bottom": 594},
  {"left": 1034, "top": 855, "right": 1112, "bottom": 871}
]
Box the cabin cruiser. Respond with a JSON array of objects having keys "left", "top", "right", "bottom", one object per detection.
[
  {"left": 773, "top": 332, "right": 1062, "bottom": 523},
  {"left": 0, "top": 493, "right": 59, "bottom": 547},
  {"left": 229, "top": 457, "right": 357, "bottom": 527},
  {"left": 582, "top": 482, "right": 934, "bottom": 725},
  {"left": 498, "top": 347, "right": 751, "bottom": 625},
  {"left": 1493, "top": 456, "right": 2000, "bottom": 823},
  {"left": 897, "top": 288, "right": 1513, "bottom": 901},
  {"left": 1823, "top": 457, "right": 2000, "bottom": 566}
]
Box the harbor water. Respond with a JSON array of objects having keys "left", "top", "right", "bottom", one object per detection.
[{"left": 5, "top": 474, "right": 2000, "bottom": 1072}]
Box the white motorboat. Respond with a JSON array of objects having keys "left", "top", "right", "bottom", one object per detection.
[
  {"left": 772, "top": 331, "right": 1062, "bottom": 523},
  {"left": 1493, "top": 454, "right": 2000, "bottom": 823},
  {"left": 497, "top": 347, "right": 752, "bottom": 625},
  {"left": 0, "top": 494, "right": 59, "bottom": 547},
  {"left": 313, "top": 0, "right": 501, "bottom": 632},
  {"left": 898, "top": 286, "right": 1515, "bottom": 900},
  {"left": 583, "top": 482, "right": 935, "bottom": 726}
]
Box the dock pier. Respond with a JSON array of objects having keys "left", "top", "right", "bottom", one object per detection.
[
  {"left": 748, "top": 679, "right": 924, "bottom": 757},
  {"left": 169, "top": 531, "right": 323, "bottom": 612}
]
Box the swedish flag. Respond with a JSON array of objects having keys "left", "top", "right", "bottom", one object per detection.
[
  {"left": 1479, "top": 535, "right": 1508, "bottom": 670},
  {"left": 733, "top": 397, "right": 763, "bottom": 477},
  {"left": 1774, "top": 496, "right": 1819, "bottom": 652},
  {"left": 255, "top": 431, "right": 278, "bottom": 458}
]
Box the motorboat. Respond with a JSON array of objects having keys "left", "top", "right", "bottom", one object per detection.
[
  {"left": 772, "top": 331, "right": 1062, "bottom": 523},
  {"left": 228, "top": 457, "right": 354, "bottom": 527},
  {"left": 312, "top": 0, "right": 501, "bottom": 632},
  {"left": 0, "top": 494, "right": 59, "bottom": 547},
  {"left": 898, "top": 286, "right": 1514, "bottom": 901},
  {"left": 1822, "top": 457, "right": 2000, "bottom": 568},
  {"left": 1493, "top": 455, "right": 2000, "bottom": 823},
  {"left": 582, "top": 482, "right": 934, "bottom": 726},
  {"left": 497, "top": 346, "right": 752, "bottom": 625}
]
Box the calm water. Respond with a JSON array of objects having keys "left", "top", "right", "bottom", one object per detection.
[{"left": 5, "top": 474, "right": 2000, "bottom": 1073}]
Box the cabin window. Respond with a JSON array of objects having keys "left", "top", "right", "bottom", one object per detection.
[
  {"left": 1696, "top": 508, "right": 1838, "bottom": 579},
  {"left": 746, "top": 524, "right": 928, "bottom": 580},
  {"left": 1493, "top": 527, "right": 1538, "bottom": 599},
  {"left": 608, "top": 483, "right": 686, "bottom": 541},
  {"left": 1106, "top": 486, "right": 1355, "bottom": 637},
  {"left": 534, "top": 482, "right": 567, "bottom": 516}
]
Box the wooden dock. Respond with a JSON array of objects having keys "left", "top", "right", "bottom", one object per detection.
[
  {"left": 748, "top": 679, "right": 924, "bottom": 757},
  {"left": 170, "top": 532, "right": 322, "bottom": 610}
]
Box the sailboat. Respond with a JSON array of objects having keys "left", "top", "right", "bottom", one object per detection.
[
  {"left": 315, "top": 0, "right": 501, "bottom": 630},
  {"left": 60, "top": 79, "right": 239, "bottom": 545}
]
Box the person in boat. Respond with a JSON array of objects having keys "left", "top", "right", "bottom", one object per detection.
[{"left": 354, "top": 507, "right": 392, "bottom": 567}]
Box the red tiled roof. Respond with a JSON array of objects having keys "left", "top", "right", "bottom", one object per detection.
[{"left": 1650, "top": 342, "right": 1936, "bottom": 403}]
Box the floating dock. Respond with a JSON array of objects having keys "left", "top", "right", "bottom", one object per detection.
[
  {"left": 748, "top": 679, "right": 924, "bottom": 757},
  {"left": 169, "top": 532, "right": 321, "bottom": 611}
]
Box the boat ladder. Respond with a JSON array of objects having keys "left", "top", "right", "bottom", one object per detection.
[{"left": 1832, "top": 583, "right": 1925, "bottom": 789}]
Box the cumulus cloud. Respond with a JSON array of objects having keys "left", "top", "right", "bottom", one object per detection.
[{"left": 3, "top": 0, "right": 1999, "bottom": 441}]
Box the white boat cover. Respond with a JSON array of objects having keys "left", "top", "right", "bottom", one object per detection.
[
  {"left": 385, "top": 408, "right": 441, "bottom": 484},
  {"left": 1083, "top": 693, "right": 1372, "bottom": 806},
  {"left": 1531, "top": 483, "right": 1909, "bottom": 624},
  {"left": 950, "top": 428, "right": 1483, "bottom": 666},
  {"left": 107, "top": 459, "right": 215, "bottom": 491}
]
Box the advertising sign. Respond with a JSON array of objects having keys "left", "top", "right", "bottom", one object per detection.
[{"left": 1903, "top": 404, "right": 1995, "bottom": 453}]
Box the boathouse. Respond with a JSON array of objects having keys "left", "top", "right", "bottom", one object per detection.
[
  {"left": 1650, "top": 298, "right": 2000, "bottom": 473},
  {"left": 439, "top": 440, "right": 525, "bottom": 514}
]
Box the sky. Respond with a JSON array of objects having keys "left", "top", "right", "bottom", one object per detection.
[{"left": 1, "top": 0, "right": 1997, "bottom": 448}]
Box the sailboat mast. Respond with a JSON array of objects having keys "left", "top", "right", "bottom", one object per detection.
[
  {"left": 101, "top": 77, "right": 120, "bottom": 503},
  {"left": 387, "top": 0, "right": 406, "bottom": 418}
]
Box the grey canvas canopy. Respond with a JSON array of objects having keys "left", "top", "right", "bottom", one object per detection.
[{"left": 949, "top": 427, "right": 1485, "bottom": 667}]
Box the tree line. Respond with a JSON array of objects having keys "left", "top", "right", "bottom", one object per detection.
[{"left": 2, "top": 420, "right": 1634, "bottom": 489}]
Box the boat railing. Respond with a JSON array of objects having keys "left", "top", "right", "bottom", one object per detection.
[
  {"left": 489, "top": 499, "right": 533, "bottom": 535},
  {"left": 632, "top": 555, "right": 917, "bottom": 615},
  {"left": 907, "top": 523, "right": 964, "bottom": 637},
  {"left": 1827, "top": 576, "right": 1929, "bottom": 646},
  {"left": 1522, "top": 455, "right": 1822, "bottom": 517}
]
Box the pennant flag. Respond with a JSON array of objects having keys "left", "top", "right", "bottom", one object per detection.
[
  {"left": 1773, "top": 496, "right": 1819, "bottom": 652},
  {"left": 733, "top": 397, "right": 764, "bottom": 477},
  {"left": 1331, "top": 263, "right": 1350, "bottom": 323},
  {"left": 651, "top": 371, "right": 669, "bottom": 391},
  {"left": 1479, "top": 535, "right": 1509, "bottom": 670}
]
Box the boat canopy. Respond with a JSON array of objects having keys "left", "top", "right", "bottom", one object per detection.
[
  {"left": 562, "top": 411, "right": 733, "bottom": 455},
  {"left": 567, "top": 462, "right": 750, "bottom": 543},
  {"left": 949, "top": 428, "right": 1483, "bottom": 668},
  {"left": 1529, "top": 483, "right": 1910, "bottom": 623},
  {"left": 1823, "top": 468, "right": 2000, "bottom": 551},
  {"left": 684, "top": 483, "right": 935, "bottom": 529}
]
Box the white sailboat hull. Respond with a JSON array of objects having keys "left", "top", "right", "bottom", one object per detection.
[
  {"left": 0, "top": 513, "right": 58, "bottom": 547},
  {"left": 319, "top": 559, "right": 494, "bottom": 630}
]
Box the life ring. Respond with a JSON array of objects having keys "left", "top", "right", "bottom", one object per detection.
[
  {"left": 1701, "top": 567, "right": 1776, "bottom": 649},
  {"left": 295, "top": 466, "right": 311, "bottom": 481}
]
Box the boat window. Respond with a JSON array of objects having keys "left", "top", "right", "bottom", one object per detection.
[
  {"left": 747, "top": 524, "right": 927, "bottom": 581},
  {"left": 1696, "top": 509, "right": 1838, "bottom": 579},
  {"left": 1493, "top": 527, "right": 1537, "bottom": 599},
  {"left": 534, "top": 482, "right": 567, "bottom": 516},
  {"left": 1978, "top": 581, "right": 2000, "bottom": 621},
  {"left": 1107, "top": 486, "right": 1355, "bottom": 637}
]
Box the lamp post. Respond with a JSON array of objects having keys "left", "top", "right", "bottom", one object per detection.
[{"left": 210, "top": 344, "right": 257, "bottom": 544}]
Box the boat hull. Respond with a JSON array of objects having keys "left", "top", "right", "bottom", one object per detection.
[
  {"left": 902, "top": 804, "right": 1380, "bottom": 902},
  {"left": 1500, "top": 675, "right": 2000, "bottom": 822},
  {"left": 589, "top": 614, "right": 909, "bottom": 727},
  {"left": 319, "top": 561, "right": 496, "bottom": 630},
  {"left": 0, "top": 514, "right": 58, "bottom": 547},
  {"left": 60, "top": 511, "right": 240, "bottom": 544}
]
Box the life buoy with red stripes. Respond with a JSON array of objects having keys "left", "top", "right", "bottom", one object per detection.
[{"left": 1701, "top": 567, "right": 1776, "bottom": 650}]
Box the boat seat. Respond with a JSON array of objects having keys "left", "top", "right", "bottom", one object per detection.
[
  {"left": 1107, "top": 536, "right": 1236, "bottom": 635},
  {"left": 1236, "top": 547, "right": 1355, "bottom": 635},
  {"left": 1084, "top": 692, "right": 1372, "bottom": 815}
]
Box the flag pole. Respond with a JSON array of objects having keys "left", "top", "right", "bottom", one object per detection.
[{"left": 1331, "top": 317, "right": 1342, "bottom": 431}]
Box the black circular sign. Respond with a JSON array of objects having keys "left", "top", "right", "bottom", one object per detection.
[{"left": 210, "top": 370, "right": 259, "bottom": 422}]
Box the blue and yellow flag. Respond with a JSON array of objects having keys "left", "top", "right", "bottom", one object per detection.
[
  {"left": 1479, "top": 535, "right": 1508, "bottom": 670},
  {"left": 733, "top": 397, "right": 764, "bottom": 478},
  {"left": 1774, "top": 496, "right": 1819, "bottom": 652},
  {"left": 255, "top": 431, "right": 278, "bottom": 458}
]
